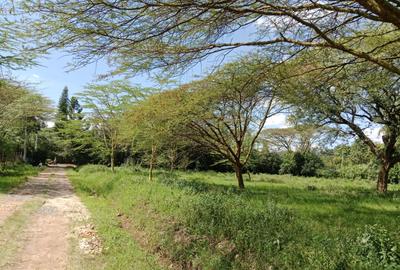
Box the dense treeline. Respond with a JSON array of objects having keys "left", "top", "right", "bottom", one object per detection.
[
  {"left": 26, "top": 60, "right": 398, "bottom": 188},
  {"left": 0, "top": 1, "right": 398, "bottom": 193},
  {"left": 1, "top": 55, "right": 399, "bottom": 191},
  {"left": 0, "top": 79, "right": 51, "bottom": 167}
]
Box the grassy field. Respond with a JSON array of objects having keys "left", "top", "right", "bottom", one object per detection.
[
  {"left": 0, "top": 164, "right": 41, "bottom": 193},
  {"left": 69, "top": 165, "right": 400, "bottom": 270}
]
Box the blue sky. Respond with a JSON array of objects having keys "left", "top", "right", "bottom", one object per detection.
[
  {"left": 13, "top": 49, "right": 244, "bottom": 103},
  {"left": 11, "top": 22, "right": 290, "bottom": 129},
  {"left": 13, "top": 22, "right": 259, "bottom": 104}
]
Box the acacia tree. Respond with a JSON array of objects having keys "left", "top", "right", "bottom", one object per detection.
[
  {"left": 278, "top": 50, "right": 400, "bottom": 193},
  {"left": 25, "top": 0, "right": 400, "bottom": 76},
  {"left": 144, "top": 58, "right": 283, "bottom": 188},
  {"left": 261, "top": 125, "right": 331, "bottom": 153},
  {"left": 0, "top": 81, "right": 52, "bottom": 163},
  {"left": 125, "top": 89, "right": 176, "bottom": 181},
  {"left": 79, "top": 80, "right": 142, "bottom": 172},
  {"left": 0, "top": 1, "right": 40, "bottom": 70}
]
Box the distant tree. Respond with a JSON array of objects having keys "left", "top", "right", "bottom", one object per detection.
[
  {"left": 79, "top": 80, "right": 143, "bottom": 172},
  {"left": 262, "top": 125, "right": 333, "bottom": 153},
  {"left": 125, "top": 88, "right": 182, "bottom": 180},
  {"left": 69, "top": 96, "right": 83, "bottom": 120},
  {"left": 57, "top": 86, "right": 69, "bottom": 120},
  {"left": 247, "top": 150, "right": 282, "bottom": 174},
  {"left": 51, "top": 118, "right": 106, "bottom": 165}
]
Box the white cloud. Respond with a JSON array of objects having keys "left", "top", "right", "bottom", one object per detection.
[
  {"left": 365, "top": 126, "right": 382, "bottom": 143},
  {"left": 18, "top": 73, "right": 42, "bottom": 85},
  {"left": 265, "top": 113, "right": 288, "bottom": 128}
]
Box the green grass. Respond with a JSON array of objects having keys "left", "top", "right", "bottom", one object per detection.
[
  {"left": 69, "top": 165, "right": 400, "bottom": 270},
  {"left": 69, "top": 172, "right": 164, "bottom": 270},
  {"left": 0, "top": 199, "right": 44, "bottom": 268},
  {"left": 0, "top": 164, "right": 41, "bottom": 193}
]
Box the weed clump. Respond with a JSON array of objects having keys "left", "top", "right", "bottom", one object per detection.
[{"left": 354, "top": 224, "right": 400, "bottom": 268}]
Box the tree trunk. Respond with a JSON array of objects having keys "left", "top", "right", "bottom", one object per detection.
[
  {"left": 169, "top": 148, "right": 177, "bottom": 172},
  {"left": 377, "top": 161, "right": 391, "bottom": 193},
  {"left": 111, "top": 144, "right": 115, "bottom": 173},
  {"left": 234, "top": 162, "right": 245, "bottom": 189},
  {"left": 149, "top": 144, "right": 156, "bottom": 181},
  {"left": 23, "top": 126, "right": 28, "bottom": 163}
]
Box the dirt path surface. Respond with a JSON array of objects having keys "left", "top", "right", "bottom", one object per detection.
[
  {"left": 0, "top": 195, "right": 30, "bottom": 225},
  {"left": 0, "top": 166, "right": 100, "bottom": 270}
]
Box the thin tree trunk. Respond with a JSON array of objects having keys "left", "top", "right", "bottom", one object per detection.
[
  {"left": 169, "top": 148, "right": 177, "bottom": 172},
  {"left": 234, "top": 162, "right": 245, "bottom": 189},
  {"left": 34, "top": 133, "right": 38, "bottom": 151},
  {"left": 23, "top": 126, "right": 28, "bottom": 163},
  {"left": 111, "top": 136, "right": 115, "bottom": 173},
  {"left": 149, "top": 144, "right": 156, "bottom": 181},
  {"left": 377, "top": 161, "right": 391, "bottom": 193}
]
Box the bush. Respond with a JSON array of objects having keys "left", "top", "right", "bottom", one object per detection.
[
  {"left": 247, "top": 151, "right": 282, "bottom": 174},
  {"left": 280, "top": 151, "right": 323, "bottom": 177},
  {"left": 316, "top": 168, "right": 340, "bottom": 178},
  {"left": 279, "top": 152, "right": 297, "bottom": 175},
  {"left": 78, "top": 164, "right": 110, "bottom": 174}
]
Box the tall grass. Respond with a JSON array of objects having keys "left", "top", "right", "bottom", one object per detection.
[{"left": 70, "top": 165, "right": 400, "bottom": 269}]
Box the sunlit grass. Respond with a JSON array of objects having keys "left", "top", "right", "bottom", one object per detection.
[{"left": 70, "top": 165, "right": 400, "bottom": 270}]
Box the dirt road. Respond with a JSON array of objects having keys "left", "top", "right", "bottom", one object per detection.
[{"left": 0, "top": 166, "right": 101, "bottom": 270}]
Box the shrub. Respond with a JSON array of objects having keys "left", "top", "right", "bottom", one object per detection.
[
  {"left": 280, "top": 152, "right": 323, "bottom": 177},
  {"left": 279, "top": 152, "right": 297, "bottom": 175},
  {"left": 247, "top": 151, "right": 282, "bottom": 174},
  {"left": 301, "top": 152, "right": 324, "bottom": 176},
  {"left": 78, "top": 164, "right": 110, "bottom": 174},
  {"left": 354, "top": 224, "right": 400, "bottom": 268}
]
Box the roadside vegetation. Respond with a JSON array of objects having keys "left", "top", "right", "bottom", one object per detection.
[
  {"left": 70, "top": 165, "right": 400, "bottom": 270},
  {"left": 0, "top": 164, "right": 40, "bottom": 193}
]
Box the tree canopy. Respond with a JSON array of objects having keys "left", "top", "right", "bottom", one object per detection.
[{"left": 23, "top": 0, "right": 400, "bottom": 76}]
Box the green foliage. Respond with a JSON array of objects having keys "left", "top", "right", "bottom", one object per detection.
[
  {"left": 280, "top": 151, "right": 323, "bottom": 177},
  {"left": 69, "top": 96, "right": 83, "bottom": 120},
  {"left": 301, "top": 152, "right": 325, "bottom": 176},
  {"left": 338, "top": 164, "right": 379, "bottom": 181},
  {"left": 355, "top": 224, "right": 400, "bottom": 268},
  {"left": 0, "top": 79, "right": 52, "bottom": 164},
  {"left": 0, "top": 164, "right": 40, "bottom": 193},
  {"left": 389, "top": 164, "right": 400, "bottom": 184},
  {"left": 57, "top": 86, "right": 69, "bottom": 120},
  {"left": 247, "top": 151, "right": 282, "bottom": 174}
]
